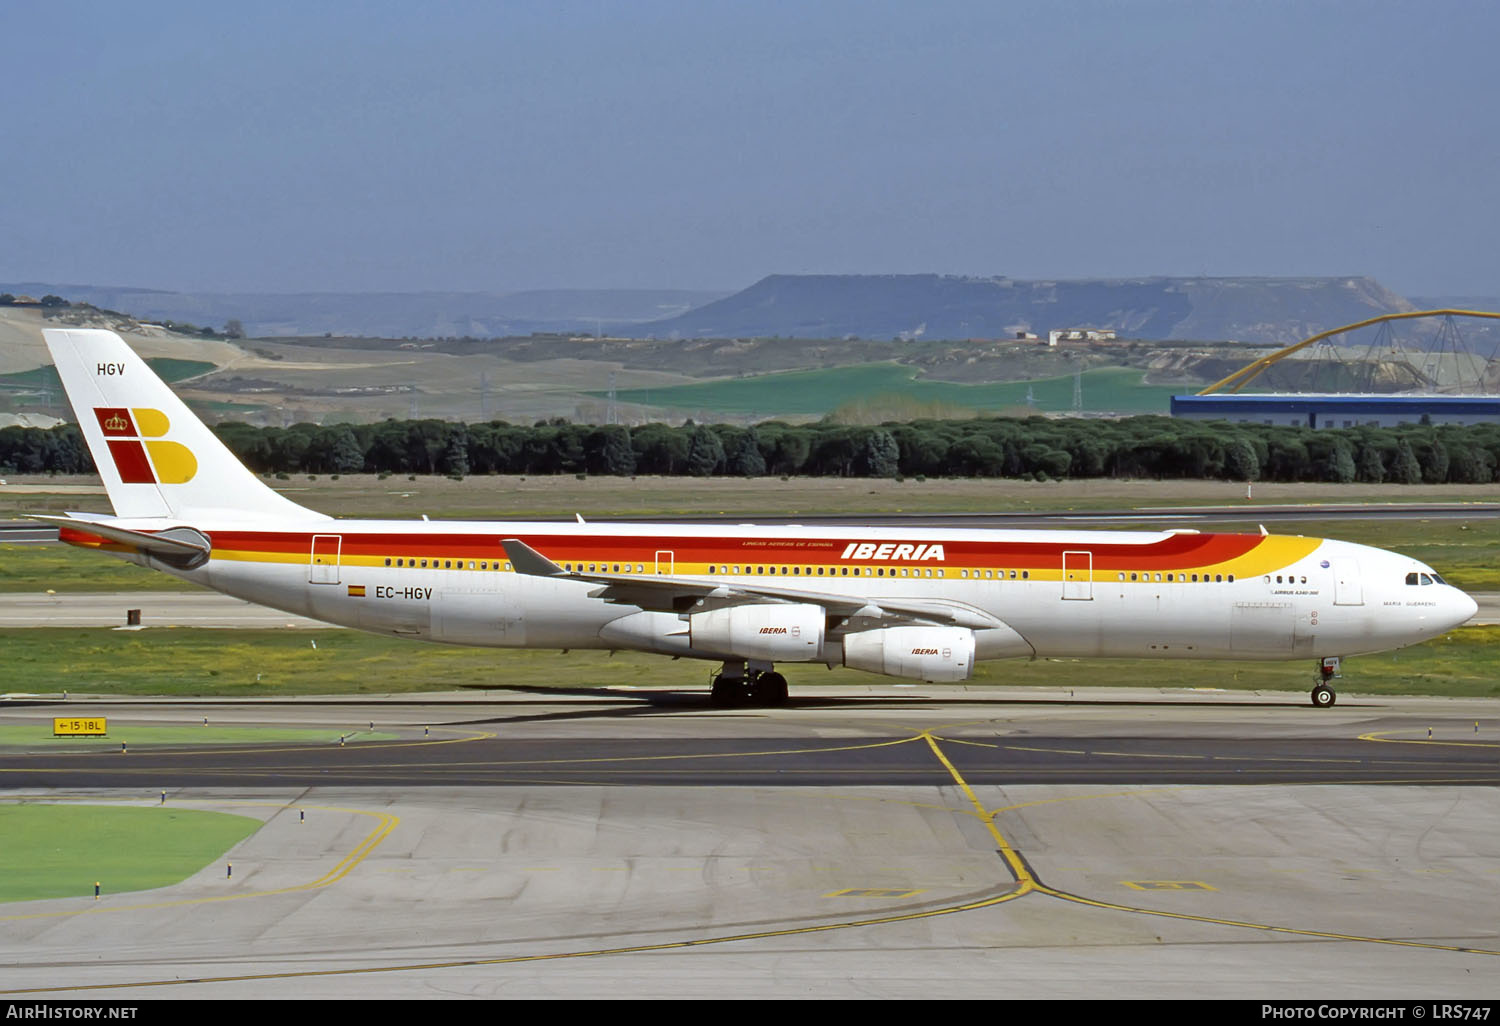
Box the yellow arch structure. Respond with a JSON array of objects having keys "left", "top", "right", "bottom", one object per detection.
[{"left": 1196, "top": 309, "right": 1500, "bottom": 395}]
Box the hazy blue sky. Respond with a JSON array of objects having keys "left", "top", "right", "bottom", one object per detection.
[{"left": 3, "top": 0, "right": 1495, "bottom": 296}]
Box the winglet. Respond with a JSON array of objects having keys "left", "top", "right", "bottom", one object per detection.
[{"left": 502, "top": 538, "right": 568, "bottom": 577}]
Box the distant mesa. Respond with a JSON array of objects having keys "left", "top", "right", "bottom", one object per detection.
[{"left": 619, "top": 274, "right": 1419, "bottom": 345}]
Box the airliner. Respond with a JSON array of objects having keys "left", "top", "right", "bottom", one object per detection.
[{"left": 36, "top": 328, "right": 1477, "bottom": 707}]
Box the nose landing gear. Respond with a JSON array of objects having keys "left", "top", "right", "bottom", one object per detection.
[{"left": 1311, "top": 656, "right": 1341, "bottom": 707}]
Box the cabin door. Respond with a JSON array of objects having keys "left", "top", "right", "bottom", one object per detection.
[
  {"left": 309, "top": 534, "right": 342, "bottom": 585},
  {"left": 1062, "top": 550, "right": 1093, "bottom": 600}
]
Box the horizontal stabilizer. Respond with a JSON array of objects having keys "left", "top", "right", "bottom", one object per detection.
[{"left": 30, "top": 515, "right": 211, "bottom": 569}]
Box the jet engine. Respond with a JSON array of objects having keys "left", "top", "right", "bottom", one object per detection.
[
  {"left": 689, "top": 603, "right": 825, "bottom": 661},
  {"left": 843, "top": 626, "right": 975, "bottom": 682}
]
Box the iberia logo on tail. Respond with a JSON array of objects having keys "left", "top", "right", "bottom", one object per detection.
[{"left": 93, "top": 407, "right": 198, "bottom": 484}]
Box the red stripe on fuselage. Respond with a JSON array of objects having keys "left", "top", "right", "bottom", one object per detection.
[{"left": 208, "top": 528, "right": 1265, "bottom": 569}]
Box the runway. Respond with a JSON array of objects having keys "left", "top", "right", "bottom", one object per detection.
[{"left": 2, "top": 688, "right": 1498, "bottom": 999}]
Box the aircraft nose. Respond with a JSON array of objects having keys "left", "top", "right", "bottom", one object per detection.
[{"left": 1453, "top": 589, "right": 1479, "bottom": 627}]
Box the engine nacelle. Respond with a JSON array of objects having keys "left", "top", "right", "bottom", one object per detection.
[
  {"left": 689, "top": 603, "right": 825, "bottom": 662},
  {"left": 843, "top": 626, "right": 975, "bottom": 682}
]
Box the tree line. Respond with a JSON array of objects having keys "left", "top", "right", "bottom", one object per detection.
[{"left": 6, "top": 414, "right": 1500, "bottom": 484}]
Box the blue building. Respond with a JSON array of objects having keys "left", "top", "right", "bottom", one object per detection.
[{"left": 1170, "top": 394, "right": 1500, "bottom": 428}]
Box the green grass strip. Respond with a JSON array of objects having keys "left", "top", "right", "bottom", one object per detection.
[
  {"left": 0, "top": 805, "right": 260, "bottom": 902},
  {"left": 0, "top": 625, "right": 1494, "bottom": 699}
]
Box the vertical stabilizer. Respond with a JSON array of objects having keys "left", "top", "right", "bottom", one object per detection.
[{"left": 44, "top": 328, "right": 323, "bottom": 522}]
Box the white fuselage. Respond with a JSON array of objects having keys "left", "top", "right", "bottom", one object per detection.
[{"left": 100, "top": 517, "right": 1477, "bottom": 675}]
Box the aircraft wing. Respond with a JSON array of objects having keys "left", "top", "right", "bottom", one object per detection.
[{"left": 501, "top": 538, "right": 1004, "bottom": 630}]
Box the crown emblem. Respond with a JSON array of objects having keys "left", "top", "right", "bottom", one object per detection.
[{"left": 104, "top": 414, "right": 128, "bottom": 432}]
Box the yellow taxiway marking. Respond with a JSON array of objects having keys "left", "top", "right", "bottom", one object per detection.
[
  {"left": 1358, "top": 730, "right": 1499, "bottom": 749},
  {"left": 0, "top": 797, "right": 397, "bottom": 922},
  {"left": 920, "top": 731, "right": 1036, "bottom": 892}
]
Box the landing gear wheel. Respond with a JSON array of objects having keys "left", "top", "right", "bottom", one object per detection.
[
  {"left": 754, "top": 671, "right": 789, "bottom": 706},
  {"left": 711, "top": 675, "right": 746, "bottom": 707},
  {"left": 1311, "top": 684, "right": 1337, "bottom": 708}
]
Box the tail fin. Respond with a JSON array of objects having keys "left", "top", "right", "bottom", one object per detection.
[{"left": 45, "top": 328, "right": 323, "bottom": 522}]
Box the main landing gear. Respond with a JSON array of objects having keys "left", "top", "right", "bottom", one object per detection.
[
  {"left": 710, "top": 661, "right": 789, "bottom": 707},
  {"left": 1311, "top": 656, "right": 1341, "bottom": 708}
]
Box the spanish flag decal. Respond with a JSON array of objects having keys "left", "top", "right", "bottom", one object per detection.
[{"left": 347, "top": 585, "right": 366, "bottom": 597}]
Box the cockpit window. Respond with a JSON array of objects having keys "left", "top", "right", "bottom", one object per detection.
[
  {"left": 1420, "top": 573, "right": 1433, "bottom": 585},
  {"left": 1406, "top": 572, "right": 1419, "bottom": 585},
  {"left": 1432, "top": 572, "right": 1446, "bottom": 584}
]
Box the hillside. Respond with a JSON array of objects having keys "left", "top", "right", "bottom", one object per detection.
[
  {"left": 623, "top": 274, "right": 1417, "bottom": 344},
  {"left": 0, "top": 284, "right": 728, "bottom": 339}
]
